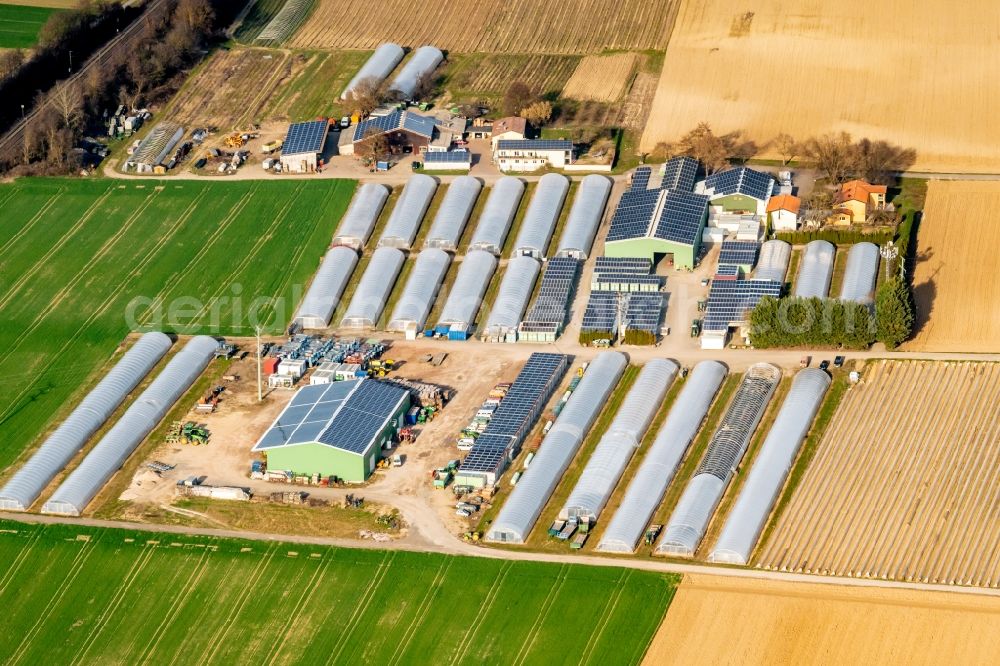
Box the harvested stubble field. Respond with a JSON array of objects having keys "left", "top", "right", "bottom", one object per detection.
[
  {"left": 906, "top": 181, "right": 1000, "bottom": 352},
  {"left": 563, "top": 53, "right": 639, "bottom": 103},
  {"left": 0, "top": 178, "right": 354, "bottom": 472},
  {"left": 757, "top": 360, "right": 1000, "bottom": 587},
  {"left": 164, "top": 47, "right": 294, "bottom": 130},
  {"left": 291, "top": 0, "right": 679, "bottom": 54},
  {"left": 640, "top": 0, "right": 1000, "bottom": 173},
  {"left": 644, "top": 574, "right": 1000, "bottom": 665},
  {"left": 0, "top": 520, "right": 677, "bottom": 665},
  {"left": 262, "top": 49, "right": 371, "bottom": 121},
  {"left": 443, "top": 53, "right": 579, "bottom": 105}
]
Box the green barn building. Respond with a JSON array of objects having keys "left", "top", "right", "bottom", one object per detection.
[{"left": 253, "top": 379, "right": 410, "bottom": 483}]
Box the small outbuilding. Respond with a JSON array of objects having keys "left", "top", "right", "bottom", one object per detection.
[
  {"left": 280, "top": 119, "right": 329, "bottom": 173},
  {"left": 766, "top": 194, "right": 801, "bottom": 231}
]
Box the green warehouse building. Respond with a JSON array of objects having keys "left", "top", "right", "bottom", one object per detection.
[
  {"left": 253, "top": 379, "right": 410, "bottom": 483},
  {"left": 698, "top": 166, "right": 774, "bottom": 215},
  {"left": 603, "top": 159, "right": 710, "bottom": 270}
]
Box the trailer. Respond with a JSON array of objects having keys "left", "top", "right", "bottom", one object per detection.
[{"left": 570, "top": 532, "right": 588, "bottom": 550}]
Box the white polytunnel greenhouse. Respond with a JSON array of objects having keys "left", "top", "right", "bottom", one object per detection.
[
  {"left": 561, "top": 358, "right": 678, "bottom": 522},
  {"left": 424, "top": 176, "right": 481, "bottom": 251},
  {"left": 389, "top": 45, "right": 444, "bottom": 99},
  {"left": 0, "top": 332, "right": 173, "bottom": 511},
  {"left": 482, "top": 255, "right": 539, "bottom": 339},
  {"left": 485, "top": 351, "right": 627, "bottom": 543},
  {"left": 378, "top": 174, "right": 437, "bottom": 249},
  {"left": 656, "top": 362, "right": 781, "bottom": 556},
  {"left": 468, "top": 176, "right": 524, "bottom": 255},
  {"left": 332, "top": 183, "right": 390, "bottom": 251},
  {"left": 41, "top": 335, "right": 218, "bottom": 516},
  {"left": 341, "top": 43, "right": 405, "bottom": 100},
  {"left": 839, "top": 242, "right": 880, "bottom": 304},
  {"left": 512, "top": 173, "right": 569, "bottom": 259},
  {"left": 387, "top": 248, "right": 451, "bottom": 334},
  {"left": 755, "top": 239, "right": 791, "bottom": 284},
  {"left": 555, "top": 174, "right": 611, "bottom": 259},
  {"left": 596, "top": 360, "right": 727, "bottom": 553},
  {"left": 793, "top": 240, "right": 835, "bottom": 298},
  {"left": 708, "top": 368, "right": 830, "bottom": 565},
  {"left": 340, "top": 247, "right": 406, "bottom": 328},
  {"left": 293, "top": 246, "right": 359, "bottom": 329},
  {"left": 435, "top": 249, "right": 497, "bottom": 337}
]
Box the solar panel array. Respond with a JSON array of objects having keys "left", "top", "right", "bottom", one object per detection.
[
  {"left": 317, "top": 379, "right": 409, "bottom": 453},
  {"left": 592, "top": 256, "right": 661, "bottom": 292},
  {"left": 594, "top": 257, "right": 653, "bottom": 275},
  {"left": 661, "top": 156, "right": 699, "bottom": 192},
  {"left": 704, "top": 167, "right": 774, "bottom": 201},
  {"left": 461, "top": 353, "right": 569, "bottom": 477},
  {"left": 703, "top": 279, "right": 781, "bottom": 332},
  {"left": 623, "top": 293, "right": 664, "bottom": 333},
  {"left": 581, "top": 291, "right": 619, "bottom": 333},
  {"left": 715, "top": 264, "right": 740, "bottom": 279},
  {"left": 521, "top": 257, "right": 581, "bottom": 332},
  {"left": 606, "top": 187, "right": 661, "bottom": 242},
  {"left": 424, "top": 151, "right": 471, "bottom": 163},
  {"left": 630, "top": 166, "right": 652, "bottom": 190},
  {"left": 283, "top": 119, "right": 328, "bottom": 155},
  {"left": 495, "top": 139, "right": 572, "bottom": 151},
  {"left": 653, "top": 190, "right": 710, "bottom": 246},
  {"left": 254, "top": 381, "right": 359, "bottom": 450},
  {"left": 718, "top": 240, "right": 761, "bottom": 268}
]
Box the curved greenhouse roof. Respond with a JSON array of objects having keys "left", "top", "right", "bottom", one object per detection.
[
  {"left": 332, "top": 183, "right": 389, "bottom": 251},
  {"left": 597, "top": 360, "right": 727, "bottom": 553},
  {"left": 839, "top": 242, "right": 880, "bottom": 304},
  {"left": 793, "top": 240, "right": 835, "bottom": 298},
  {"left": 340, "top": 247, "right": 406, "bottom": 328},
  {"left": 0, "top": 332, "right": 173, "bottom": 512},
  {"left": 387, "top": 248, "right": 451, "bottom": 332},
  {"left": 389, "top": 46, "right": 444, "bottom": 99},
  {"left": 436, "top": 250, "right": 497, "bottom": 332},
  {"left": 341, "top": 43, "right": 405, "bottom": 100},
  {"left": 41, "top": 335, "right": 218, "bottom": 516},
  {"left": 755, "top": 240, "right": 791, "bottom": 284},
  {"left": 294, "top": 246, "right": 359, "bottom": 329},
  {"left": 468, "top": 176, "right": 524, "bottom": 255},
  {"left": 709, "top": 368, "right": 830, "bottom": 565},
  {"left": 485, "top": 351, "right": 627, "bottom": 543},
  {"left": 483, "top": 255, "right": 539, "bottom": 337},
  {"left": 378, "top": 174, "right": 436, "bottom": 249},
  {"left": 425, "top": 176, "right": 481, "bottom": 251},
  {"left": 562, "top": 359, "right": 678, "bottom": 522},
  {"left": 512, "top": 173, "right": 568, "bottom": 259},
  {"left": 656, "top": 362, "right": 780, "bottom": 556},
  {"left": 555, "top": 175, "right": 611, "bottom": 259}
]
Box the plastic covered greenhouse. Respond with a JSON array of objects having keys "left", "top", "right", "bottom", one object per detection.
[
  {"left": 294, "top": 246, "right": 359, "bottom": 328},
  {"left": 555, "top": 174, "right": 611, "bottom": 259},
  {"left": 793, "top": 240, "right": 835, "bottom": 298},
  {"left": 709, "top": 368, "right": 830, "bottom": 565},
  {"left": 389, "top": 46, "right": 444, "bottom": 98},
  {"left": 0, "top": 332, "right": 173, "bottom": 511},
  {"left": 596, "top": 360, "right": 727, "bottom": 553},
  {"left": 468, "top": 176, "right": 524, "bottom": 255},
  {"left": 387, "top": 248, "right": 451, "bottom": 333},
  {"left": 340, "top": 247, "right": 406, "bottom": 328},
  {"left": 378, "top": 174, "right": 437, "bottom": 249},
  {"left": 512, "top": 173, "right": 568, "bottom": 258},
  {"left": 483, "top": 255, "right": 539, "bottom": 338},
  {"left": 755, "top": 240, "right": 791, "bottom": 283},
  {"left": 436, "top": 250, "right": 497, "bottom": 335},
  {"left": 562, "top": 359, "right": 677, "bottom": 522},
  {"left": 41, "top": 335, "right": 218, "bottom": 516},
  {"left": 341, "top": 43, "right": 405, "bottom": 100},
  {"left": 485, "top": 351, "right": 627, "bottom": 543},
  {"left": 656, "top": 363, "right": 781, "bottom": 556},
  {"left": 332, "top": 183, "right": 389, "bottom": 250},
  {"left": 424, "top": 176, "right": 481, "bottom": 251},
  {"left": 838, "top": 242, "right": 880, "bottom": 304}
]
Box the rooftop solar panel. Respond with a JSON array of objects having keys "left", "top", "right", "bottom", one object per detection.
[
  {"left": 718, "top": 240, "right": 761, "bottom": 268},
  {"left": 702, "top": 279, "right": 781, "bottom": 332},
  {"left": 496, "top": 139, "right": 572, "bottom": 151},
  {"left": 424, "top": 151, "right": 472, "bottom": 163},
  {"left": 661, "top": 156, "right": 699, "bottom": 192},
  {"left": 623, "top": 293, "right": 664, "bottom": 333},
  {"left": 283, "top": 120, "right": 328, "bottom": 155},
  {"left": 704, "top": 167, "right": 774, "bottom": 201},
  {"left": 653, "top": 190, "right": 710, "bottom": 246},
  {"left": 581, "top": 291, "right": 619, "bottom": 332}
]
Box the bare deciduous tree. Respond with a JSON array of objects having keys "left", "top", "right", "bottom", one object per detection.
[
  {"left": 51, "top": 80, "right": 83, "bottom": 129},
  {"left": 348, "top": 76, "right": 390, "bottom": 116},
  {"left": 772, "top": 132, "right": 800, "bottom": 165},
  {"left": 502, "top": 81, "right": 533, "bottom": 117},
  {"left": 803, "top": 132, "right": 855, "bottom": 183}
]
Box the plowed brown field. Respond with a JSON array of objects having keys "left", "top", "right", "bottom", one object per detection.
[
  {"left": 644, "top": 574, "right": 1000, "bottom": 665},
  {"left": 640, "top": 0, "right": 1000, "bottom": 173},
  {"left": 563, "top": 53, "right": 639, "bottom": 103}
]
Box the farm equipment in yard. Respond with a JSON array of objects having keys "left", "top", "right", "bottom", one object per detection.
[
  {"left": 548, "top": 519, "right": 566, "bottom": 537},
  {"left": 432, "top": 468, "right": 453, "bottom": 489},
  {"left": 182, "top": 422, "right": 210, "bottom": 445},
  {"left": 556, "top": 519, "right": 578, "bottom": 541},
  {"left": 224, "top": 133, "right": 246, "bottom": 148},
  {"left": 571, "top": 532, "right": 588, "bottom": 550},
  {"left": 345, "top": 494, "right": 364, "bottom": 508},
  {"left": 644, "top": 524, "right": 663, "bottom": 546},
  {"left": 195, "top": 386, "right": 224, "bottom": 413}
]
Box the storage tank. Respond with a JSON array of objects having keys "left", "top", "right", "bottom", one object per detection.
[
  {"left": 293, "top": 246, "right": 359, "bottom": 328},
  {"left": 387, "top": 248, "right": 451, "bottom": 333},
  {"left": 378, "top": 174, "right": 437, "bottom": 249},
  {"left": 332, "top": 183, "right": 389, "bottom": 251},
  {"left": 341, "top": 43, "right": 405, "bottom": 100},
  {"left": 512, "top": 173, "right": 569, "bottom": 259},
  {"left": 793, "top": 240, "right": 835, "bottom": 299},
  {"left": 468, "top": 177, "right": 524, "bottom": 255},
  {"left": 555, "top": 175, "right": 611, "bottom": 259},
  {"left": 483, "top": 255, "right": 540, "bottom": 339},
  {"left": 389, "top": 46, "right": 444, "bottom": 99},
  {"left": 340, "top": 247, "right": 406, "bottom": 328},
  {"left": 424, "top": 176, "right": 481, "bottom": 251}
]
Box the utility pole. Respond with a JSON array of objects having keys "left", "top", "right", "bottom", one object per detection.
[{"left": 256, "top": 326, "right": 263, "bottom": 402}]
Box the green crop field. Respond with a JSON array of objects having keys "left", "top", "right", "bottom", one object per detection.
[
  {"left": 0, "top": 520, "right": 676, "bottom": 664},
  {"left": 0, "top": 3, "right": 58, "bottom": 48},
  {"left": 0, "top": 178, "right": 354, "bottom": 472},
  {"left": 264, "top": 49, "right": 372, "bottom": 122}
]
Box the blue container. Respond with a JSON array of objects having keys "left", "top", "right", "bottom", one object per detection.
[
  {"left": 354, "top": 369, "right": 368, "bottom": 377},
  {"left": 448, "top": 329, "right": 469, "bottom": 341}
]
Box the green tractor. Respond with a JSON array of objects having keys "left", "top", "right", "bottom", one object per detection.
[{"left": 182, "top": 422, "right": 210, "bottom": 445}]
